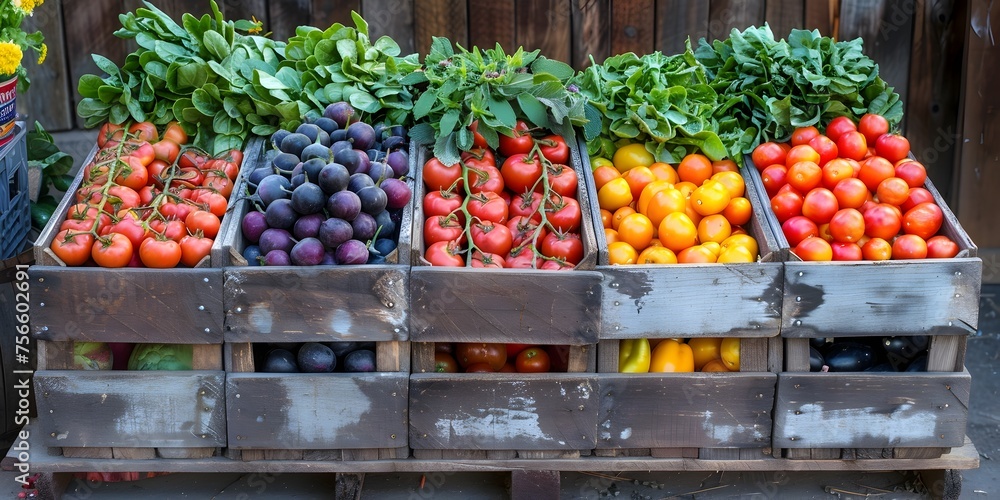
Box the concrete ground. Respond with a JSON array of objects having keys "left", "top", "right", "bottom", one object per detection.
[{"left": 2, "top": 129, "right": 997, "bottom": 497}]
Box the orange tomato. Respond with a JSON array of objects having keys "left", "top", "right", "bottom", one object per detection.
[
  {"left": 648, "top": 162, "right": 679, "bottom": 183},
  {"left": 677, "top": 245, "right": 718, "bottom": 263},
  {"left": 688, "top": 338, "right": 722, "bottom": 371},
  {"left": 637, "top": 246, "right": 677, "bottom": 264},
  {"left": 607, "top": 241, "right": 638, "bottom": 265},
  {"left": 611, "top": 206, "right": 636, "bottom": 230},
  {"left": 617, "top": 213, "right": 654, "bottom": 250},
  {"left": 712, "top": 159, "right": 739, "bottom": 173},
  {"left": 722, "top": 197, "right": 753, "bottom": 226},
  {"left": 600, "top": 209, "right": 613, "bottom": 228},
  {"left": 604, "top": 227, "right": 620, "bottom": 244},
  {"left": 592, "top": 165, "right": 621, "bottom": 191},
  {"left": 784, "top": 144, "right": 821, "bottom": 167},
  {"left": 701, "top": 359, "right": 730, "bottom": 372},
  {"left": 697, "top": 214, "right": 732, "bottom": 244},
  {"left": 658, "top": 212, "right": 698, "bottom": 252},
  {"left": 637, "top": 180, "right": 676, "bottom": 215},
  {"left": 644, "top": 188, "right": 687, "bottom": 228},
  {"left": 677, "top": 154, "right": 713, "bottom": 186},
  {"left": 622, "top": 166, "right": 656, "bottom": 201}
]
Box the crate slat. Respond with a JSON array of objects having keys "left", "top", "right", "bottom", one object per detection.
[
  {"left": 35, "top": 370, "right": 226, "bottom": 448},
  {"left": 226, "top": 373, "right": 408, "bottom": 450},
  {"left": 773, "top": 371, "right": 971, "bottom": 449},
  {"left": 409, "top": 373, "right": 598, "bottom": 451}
]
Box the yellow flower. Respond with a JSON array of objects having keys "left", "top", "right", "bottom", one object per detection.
[
  {"left": 248, "top": 15, "right": 262, "bottom": 35},
  {"left": 12, "top": 0, "right": 40, "bottom": 15},
  {"left": 0, "top": 42, "right": 23, "bottom": 77},
  {"left": 37, "top": 43, "right": 46, "bottom": 64}
]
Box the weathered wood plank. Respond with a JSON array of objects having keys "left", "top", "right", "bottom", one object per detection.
[
  {"left": 29, "top": 267, "right": 224, "bottom": 343},
  {"left": 227, "top": 373, "right": 408, "bottom": 449},
  {"left": 269, "top": 0, "right": 311, "bottom": 41},
  {"left": 955, "top": 0, "right": 1000, "bottom": 248},
  {"left": 905, "top": 0, "right": 965, "bottom": 196},
  {"left": 362, "top": 0, "right": 416, "bottom": 55},
  {"left": 410, "top": 267, "right": 601, "bottom": 343},
  {"left": 764, "top": 0, "right": 804, "bottom": 39},
  {"left": 773, "top": 371, "right": 971, "bottom": 449},
  {"left": 467, "top": 0, "right": 516, "bottom": 51},
  {"left": 570, "top": 0, "right": 610, "bottom": 68},
  {"left": 35, "top": 371, "right": 226, "bottom": 448},
  {"left": 224, "top": 266, "right": 408, "bottom": 342},
  {"left": 413, "top": 0, "right": 468, "bottom": 54},
  {"left": 17, "top": 0, "right": 72, "bottom": 131},
  {"left": 64, "top": 0, "right": 126, "bottom": 129},
  {"left": 610, "top": 0, "right": 655, "bottom": 56},
  {"left": 708, "top": 0, "right": 765, "bottom": 42},
  {"left": 804, "top": 0, "right": 837, "bottom": 35},
  {"left": 219, "top": 0, "right": 268, "bottom": 26},
  {"left": 313, "top": 0, "right": 361, "bottom": 30},
  {"left": 511, "top": 470, "right": 560, "bottom": 499},
  {"left": 928, "top": 335, "right": 966, "bottom": 372},
  {"left": 839, "top": 0, "right": 914, "bottom": 125},
  {"left": 599, "top": 264, "right": 782, "bottom": 338},
  {"left": 515, "top": 0, "right": 572, "bottom": 64},
  {"left": 655, "top": 0, "right": 709, "bottom": 54},
  {"left": 781, "top": 258, "right": 981, "bottom": 337},
  {"left": 409, "top": 373, "right": 598, "bottom": 450},
  {"left": 597, "top": 373, "right": 775, "bottom": 449}
]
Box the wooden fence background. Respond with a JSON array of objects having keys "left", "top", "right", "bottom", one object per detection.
[{"left": 15, "top": 0, "right": 999, "bottom": 264}]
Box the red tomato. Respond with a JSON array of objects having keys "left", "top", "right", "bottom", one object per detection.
[
  {"left": 89, "top": 185, "right": 142, "bottom": 212},
  {"left": 830, "top": 241, "right": 863, "bottom": 261},
  {"left": 470, "top": 250, "right": 506, "bottom": 268},
  {"left": 112, "top": 156, "right": 149, "bottom": 191},
  {"left": 540, "top": 231, "right": 584, "bottom": 265},
  {"left": 98, "top": 122, "right": 126, "bottom": 149},
  {"left": 198, "top": 191, "right": 229, "bottom": 218},
  {"left": 423, "top": 189, "right": 465, "bottom": 222},
  {"left": 808, "top": 135, "right": 839, "bottom": 166},
  {"left": 423, "top": 157, "right": 463, "bottom": 191},
  {"left": 139, "top": 237, "right": 182, "bottom": 268},
  {"left": 455, "top": 343, "right": 507, "bottom": 371},
  {"left": 794, "top": 236, "right": 833, "bottom": 261},
  {"left": 464, "top": 362, "right": 495, "bottom": 373},
  {"left": 468, "top": 120, "right": 489, "bottom": 149},
  {"left": 858, "top": 156, "right": 896, "bottom": 192},
  {"left": 91, "top": 233, "right": 133, "bottom": 268},
  {"left": 751, "top": 142, "right": 787, "bottom": 170},
  {"left": 202, "top": 173, "right": 234, "bottom": 199},
  {"left": 902, "top": 202, "right": 943, "bottom": 239},
  {"left": 506, "top": 244, "right": 542, "bottom": 269},
  {"left": 760, "top": 164, "right": 788, "bottom": 197},
  {"left": 515, "top": 347, "right": 551, "bottom": 373},
  {"left": 801, "top": 188, "right": 839, "bottom": 224},
  {"left": 901, "top": 187, "right": 935, "bottom": 212},
  {"left": 470, "top": 221, "right": 514, "bottom": 256},
  {"left": 150, "top": 219, "right": 187, "bottom": 242},
  {"left": 894, "top": 160, "right": 927, "bottom": 188},
  {"left": 892, "top": 234, "right": 928, "bottom": 259},
  {"left": 786, "top": 161, "right": 822, "bottom": 192},
  {"left": 434, "top": 352, "right": 459, "bottom": 373},
  {"left": 832, "top": 177, "right": 869, "bottom": 210},
  {"left": 545, "top": 195, "right": 582, "bottom": 232},
  {"left": 425, "top": 240, "right": 465, "bottom": 267},
  {"left": 770, "top": 190, "right": 804, "bottom": 223},
  {"left": 829, "top": 208, "right": 865, "bottom": 243},
  {"left": 506, "top": 344, "right": 532, "bottom": 357},
  {"left": 467, "top": 191, "right": 508, "bottom": 224},
  {"left": 107, "top": 216, "right": 149, "bottom": 249},
  {"left": 50, "top": 230, "right": 96, "bottom": 266},
  {"left": 875, "top": 134, "right": 911, "bottom": 163},
  {"left": 497, "top": 120, "right": 533, "bottom": 157},
  {"left": 863, "top": 204, "right": 902, "bottom": 240},
  {"left": 501, "top": 153, "right": 544, "bottom": 194},
  {"left": 507, "top": 216, "right": 546, "bottom": 248},
  {"left": 538, "top": 135, "right": 569, "bottom": 164},
  {"left": 509, "top": 191, "right": 544, "bottom": 223},
  {"left": 862, "top": 237, "right": 892, "bottom": 260},
  {"left": 540, "top": 259, "right": 575, "bottom": 271},
  {"left": 858, "top": 114, "right": 890, "bottom": 146},
  {"left": 782, "top": 216, "right": 820, "bottom": 247},
  {"left": 837, "top": 131, "right": 869, "bottom": 161},
  {"left": 179, "top": 234, "right": 214, "bottom": 267},
  {"left": 926, "top": 235, "right": 960, "bottom": 258},
  {"left": 128, "top": 121, "right": 159, "bottom": 143},
  {"left": 185, "top": 210, "right": 221, "bottom": 239},
  {"left": 542, "top": 163, "right": 578, "bottom": 198},
  {"left": 424, "top": 215, "right": 465, "bottom": 245},
  {"left": 791, "top": 126, "right": 820, "bottom": 146},
  {"left": 467, "top": 164, "right": 505, "bottom": 194},
  {"left": 821, "top": 158, "right": 855, "bottom": 190},
  {"left": 824, "top": 116, "right": 857, "bottom": 142},
  {"left": 785, "top": 144, "right": 821, "bottom": 167}
]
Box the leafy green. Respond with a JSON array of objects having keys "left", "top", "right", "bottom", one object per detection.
[
  {"left": 263, "top": 11, "right": 421, "bottom": 131},
  {"left": 26, "top": 121, "right": 75, "bottom": 230},
  {"left": 571, "top": 42, "right": 741, "bottom": 163},
  {"left": 75, "top": 1, "right": 284, "bottom": 154},
  {"left": 408, "top": 38, "right": 589, "bottom": 166},
  {"left": 694, "top": 25, "right": 903, "bottom": 153}
]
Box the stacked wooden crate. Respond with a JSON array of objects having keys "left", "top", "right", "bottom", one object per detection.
[
  {"left": 219, "top": 141, "right": 412, "bottom": 461},
  {"left": 743, "top": 158, "right": 979, "bottom": 460}
]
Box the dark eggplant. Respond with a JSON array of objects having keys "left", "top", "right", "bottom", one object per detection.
[
  {"left": 809, "top": 346, "right": 827, "bottom": 372},
  {"left": 905, "top": 355, "right": 928, "bottom": 372},
  {"left": 824, "top": 342, "right": 876, "bottom": 372},
  {"left": 883, "top": 336, "right": 926, "bottom": 371},
  {"left": 809, "top": 337, "right": 830, "bottom": 349},
  {"left": 865, "top": 362, "right": 895, "bottom": 372}
]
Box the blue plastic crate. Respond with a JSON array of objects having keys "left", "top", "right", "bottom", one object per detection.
[{"left": 0, "top": 122, "right": 29, "bottom": 259}]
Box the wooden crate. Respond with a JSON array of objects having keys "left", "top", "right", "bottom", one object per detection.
[
  {"left": 225, "top": 341, "right": 409, "bottom": 461},
  {"left": 593, "top": 338, "right": 778, "bottom": 460},
  {"left": 218, "top": 138, "right": 411, "bottom": 342},
  {"left": 409, "top": 340, "right": 598, "bottom": 460},
  {"left": 743, "top": 158, "right": 983, "bottom": 338},
  {"left": 27, "top": 138, "right": 265, "bottom": 344},
  {"left": 581, "top": 140, "right": 785, "bottom": 340},
  {"left": 34, "top": 338, "right": 225, "bottom": 460},
  {"left": 773, "top": 336, "right": 970, "bottom": 459},
  {"left": 408, "top": 138, "right": 603, "bottom": 345}
]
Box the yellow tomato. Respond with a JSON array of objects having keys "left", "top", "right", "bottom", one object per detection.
[
  {"left": 701, "top": 359, "right": 730, "bottom": 372},
  {"left": 711, "top": 171, "right": 746, "bottom": 198},
  {"left": 617, "top": 213, "right": 654, "bottom": 251},
  {"left": 721, "top": 338, "right": 740, "bottom": 371},
  {"left": 637, "top": 246, "right": 677, "bottom": 264},
  {"left": 637, "top": 180, "right": 675, "bottom": 215},
  {"left": 687, "top": 338, "right": 723, "bottom": 371},
  {"left": 718, "top": 245, "right": 755, "bottom": 263},
  {"left": 607, "top": 241, "right": 638, "bottom": 265},
  {"left": 697, "top": 214, "right": 733, "bottom": 244},
  {"left": 649, "top": 339, "right": 694, "bottom": 372},
  {"left": 690, "top": 179, "right": 732, "bottom": 216},
  {"left": 598, "top": 177, "right": 633, "bottom": 211},
  {"left": 613, "top": 143, "right": 655, "bottom": 173},
  {"left": 721, "top": 233, "right": 759, "bottom": 259}
]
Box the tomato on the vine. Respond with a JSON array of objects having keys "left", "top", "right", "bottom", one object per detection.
[
  {"left": 434, "top": 352, "right": 459, "bottom": 373},
  {"left": 542, "top": 163, "right": 578, "bottom": 198},
  {"left": 91, "top": 233, "right": 134, "bottom": 268},
  {"left": 423, "top": 157, "right": 463, "bottom": 191},
  {"left": 51, "top": 230, "right": 95, "bottom": 266},
  {"left": 107, "top": 216, "right": 149, "bottom": 249},
  {"left": 128, "top": 121, "right": 159, "bottom": 143},
  {"left": 185, "top": 210, "right": 221, "bottom": 239},
  {"left": 541, "top": 231, "right": 584, "bottom": 265},
  {"left": 149, "top": 219, "right": 187, "bottom": 242},
  {"left": 470, "top": 250, "right": 506, "bottom": 268},
  {"left": 179, "top": 233, "right": 214, "bottom": 267},
  {"left": 467, "top": 191, "right": 508, "bottom": 224},
  {"left": 161, "top": 121, "right": 188, "bottom": 145},
  {"left": 509, "top": 191, "right": 543, "bottom": 223},
  {"left": 506, "top": 243, "right": 542, "bottom": 269},
  {"left": 507, "top": 216, "right": 546, "bottom": 248},
  {"left": 424, "top": 215, "right": 465, "bottom": 245},
  {"left": 501, "top": 153, "right": 543, "bottom": 194},
  {"left": 425, "top": 240, "right": 465, "bottom": 267},
  {"left": 139, "top": 237, "right": 182, "bottom": 268},
  {"left": 467, "top": 164, "right": 505, "bottom": 194},
  {"left": 423, "top": 189, "right": 464, "bottom": 221},
  {"left": 471, "top": 220, "right": 514, "bottom": 256},
  {"left": 537, "top": 135, "right": 569, "bottom": 164},
  {"left": 112, "top": 156, "right": 149, "bottom": 191},
  {"left": 497, "top": 120, "right": 533, "bottom": 157},
  {"left": 545, "top": 195, "right": 582, "bottom": 232},
  {"left": 468, "top": 120, "right": 489, "bottom": 149},
  {"left": 98, "top": 122, "right": 126, "bottom": 149}
]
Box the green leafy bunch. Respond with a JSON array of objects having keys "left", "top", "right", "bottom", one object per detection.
[
  {"left": 27, "top": 121, "right": 74, "bottom": 230},
  {"left": 406, "top": 37, "right": 588, "bottom": 167},
  {"left": 572, "top": 41, "right": 747, "bottom": 163},
  {"left": 76, "top": 1, "right": 284, "bottom": 155},
  {"left": 695, "top": 25, "right": 903, "bottom": 153},
  {"left": 269, "top": 11, "right": 422, "bottom": 131}
]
